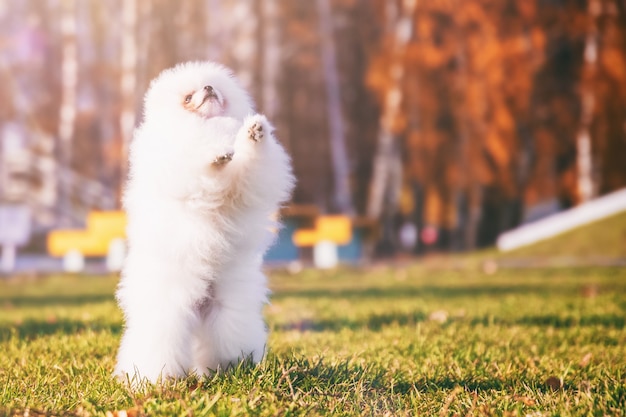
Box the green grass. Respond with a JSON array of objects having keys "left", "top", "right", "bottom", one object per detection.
[{"left": 1, "top": 266, "right": 625, "bottom": 416}]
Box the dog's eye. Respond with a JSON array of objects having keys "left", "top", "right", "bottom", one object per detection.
[{"left": 184, "top": 94, "right": 192, "bottom": 104}]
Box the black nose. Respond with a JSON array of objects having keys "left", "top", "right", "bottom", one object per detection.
[{"left": 204, "top": 85, "right": 213, "bottom": 93}]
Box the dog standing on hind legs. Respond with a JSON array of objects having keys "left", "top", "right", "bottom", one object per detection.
[{"left": 114, "top": 61, "right": 295, "bottom": 384}]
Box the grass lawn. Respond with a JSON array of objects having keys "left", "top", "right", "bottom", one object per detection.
[{"left": 0, "top": 265, "right": 624, "bottom": 416}]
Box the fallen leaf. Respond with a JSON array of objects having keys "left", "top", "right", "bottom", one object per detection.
[
  {"left": 580, "top": 284, "right": 598, "bottom": 298},
  {"left": 428, "top": 310, "right": 448, "bottom": 323},
  {"left": 545, "top": 376, "right": 563, "bottom": 391},
  {"left": 579, "top": 352, "right": 592, "bottom": 368},
  {"left": 482, "top": 260, "right": 498, "bottom": 275}
]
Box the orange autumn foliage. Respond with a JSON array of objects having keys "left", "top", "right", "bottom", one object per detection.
[{"left": 366, "top": 0, "right": 626, "bottom": 248}]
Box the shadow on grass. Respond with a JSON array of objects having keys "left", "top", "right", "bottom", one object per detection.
[
  {"left": 276, "top": 311, "right": 428, "bottom": 332},
  {"left": 272, "top": 284, "right": 582, "bottom": 301},
  {"left": 473, "top": 313, "right": 625, "bottom": 329},
  {"left": 410, "top": 375, "right": 587, "bottom": 395},
  {"left": 276, "top": 311, "right": 625, "bottom": 333},
  {"left": 0, "top": 293, "right": 115, "bottom": 308},
  {"left": 0, "top": 318, "right": 122, "bottom": 341},
  {"left": 271, "top": 358, "right": 585, "bottom": 398},
  {"left": 408, "top": 376, "right": 515, "bottom": 394},
  {"left": 236, "top": 355, "right": 575, "bottom": 403}
]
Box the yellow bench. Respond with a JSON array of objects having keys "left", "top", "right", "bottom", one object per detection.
[
  {"left": 292, "top": 215, "right": 352, "bottom": 247},
  {"left": 47, "top": 211, "right": 127, "bottom": 257}
]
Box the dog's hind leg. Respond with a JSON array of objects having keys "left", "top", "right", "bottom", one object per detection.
[{"left": 194, "top": 272, "right": 268, "bottom": 372}]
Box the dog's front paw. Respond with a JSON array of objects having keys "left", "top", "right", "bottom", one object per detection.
[
  {"left": 213, "top": 152, "right": 234, "bottom": 165},
  {"left": 247, "top": 121, "right": 264, "bottom": 143}
]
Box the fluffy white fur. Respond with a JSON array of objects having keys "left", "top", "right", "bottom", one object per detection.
[{"left": 114, "top": 61, "right": 294, "bottom": 384}]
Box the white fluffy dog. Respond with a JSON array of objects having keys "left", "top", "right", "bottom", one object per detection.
[{"left": 114, "top": 61, "right": 294, "bottom": 383}]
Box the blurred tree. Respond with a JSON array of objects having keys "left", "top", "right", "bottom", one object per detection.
[
  {"left": 58, "top": 0, "right": 78, "bottom": 225},
  {"left": 366, "top": 0, "right": 414, "bottom": 217},
  {"left": 260, "top": 0, "right": 280, "bottom": 121},
  {"left": 576, "top": 0, "right": 600, "bottom": 203},
  {"left": 366, "top": 0, "right": 417, "bottom": 253},
  {"left": 119, "top": 0, "right": 137, "bottom": 200},
  {"left": 592, "top": 0, "right": 626, "bottom": 194},
  {"left": 317, "top": 0, "right": 354, "bottom": 214}
]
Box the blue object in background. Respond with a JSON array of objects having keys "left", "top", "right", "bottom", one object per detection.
[
  {"left": 264, "top": 219, "right": 299, "bottom": 263},
  {"left": 337, "top": 227, "right": 364, "bottom": 263}
]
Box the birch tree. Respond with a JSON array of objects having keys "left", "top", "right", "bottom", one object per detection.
[
  {"left": 58, "top": 0, "right": 77, "bottom": 225},
  {"left": 366, "top": 0, "right": 417, "bottom": 246},
  {"left": 261, "top": 0, "right": 280, "bottom": 120},
  {"left": 229, "top": 0, "right": 258, "bottom": 95},
  {"left": 317, "top": 0, "right": 354, "bottom": 214},
  {"left": 576, "top": 0, "right": 600, "bottom": 203},
  {"left": 120, "top": 0, "right": 137, "bottom": 191},
  {"left": 205, "top": 0, "right": 224, "bottom": 62}
]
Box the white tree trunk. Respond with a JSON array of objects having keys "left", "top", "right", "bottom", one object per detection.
[
  {"left": 205, "top": 0, "right": 224, "bottom": 61},
  {"left": 261, "top": 0, "right": 280, "bottom": 120},
  {"left": 58, "top": 0, "right": 78, "bottom": 225},
  {"left": 577, "top": 0, "right": 600, "bottom": 203},
  {"left": 120, "top": 0, "right": 137, "bottom": 190},
  {"left": 317, "top": 0, "right": 354, "bottom": 214},
  {"left": 366, "top": 0, "right": 417, "bottom": 219},
  {"left": 230, "top": 0, "right": 257, "bottom": 93}
]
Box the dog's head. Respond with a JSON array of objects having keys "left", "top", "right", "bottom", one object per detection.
[{"left": 143, "top": 61, "right": 254, "bottom": 123}]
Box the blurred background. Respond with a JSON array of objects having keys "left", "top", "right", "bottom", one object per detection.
[{"left": 1, "top": 0, "right": 625, "bottom": 270}]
